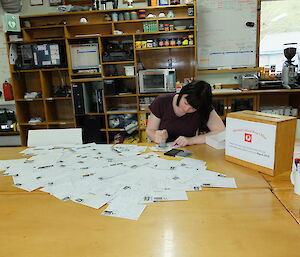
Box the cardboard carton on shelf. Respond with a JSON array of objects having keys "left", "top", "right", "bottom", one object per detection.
[{"left": 225, "top": 110, "right": 296, "bottom": 176}]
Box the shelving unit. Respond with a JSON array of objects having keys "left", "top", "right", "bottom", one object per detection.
[{"left": 5, "top": 3, "right": 196, "bottom": 145}]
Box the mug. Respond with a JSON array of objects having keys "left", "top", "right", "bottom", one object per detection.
[
  {"left": 124, "top": 12, "right": 131, "bottom": 20},
  {"left": 118, "top": 13, "right": 124, "bottom": 21},
  {"left": 290, "top": 167, "right": 300, "bottom": 195},
  {"left": 112, "top": 12, "right": 118, "bottom": 22}
]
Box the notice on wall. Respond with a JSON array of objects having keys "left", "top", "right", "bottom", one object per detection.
[{"left": 225, "top": 117, "right": 276, "bottom": 169}]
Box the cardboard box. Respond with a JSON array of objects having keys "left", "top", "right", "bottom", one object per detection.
[{"left": 225, "top": 110, "right": 296, "bottom": 176}]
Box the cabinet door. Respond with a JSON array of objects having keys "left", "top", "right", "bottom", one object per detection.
[
  {"left": 212, "top": 96, "right": 227, "bottom": 120},
  {"left": 228, "top": 95, "right": 258, "bottom": 113}
]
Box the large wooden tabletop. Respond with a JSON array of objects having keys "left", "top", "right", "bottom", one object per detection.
[{"left": 0, "top": 144, "right": 299, "bottom": 257}]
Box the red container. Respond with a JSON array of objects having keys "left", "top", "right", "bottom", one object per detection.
[
  {"left": 138, "top": 9, "right": 146, "bottom": 19},
  {"left": 3, "top": 81, "right": 14, "bottom": 101}
]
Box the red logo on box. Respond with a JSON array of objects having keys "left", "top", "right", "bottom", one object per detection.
[{"left": 244, "top": 133, "right": 252, "bottom": 143}]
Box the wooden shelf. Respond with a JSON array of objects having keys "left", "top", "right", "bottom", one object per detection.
[
  {"left": 103, "top": 75, "right": 136, "bottom": 79},
  {"left": 13, "top": 68, "right": 68, "bottom": 73},
  {"left": 8, "top": 38, "right": 65, "bottom": 44},
  {"left": 41, "top": 68, "right": 69, "bottom": 72},
  {"left": 100, "top": 128, "right": 125, "bottom": 132},
  {"left": 68, "top": 28, "right": 194, "bottom": 39},
  {"left": 47, "top": 121, "right": 75, "bottom": 125},
  {"left": 66, "top": 22, "right": 111, "bottom": 27},
  {"left": 67, "top": 35, "right": 102, "bottom": 39},
  {"left": 45, "top": 97, "right": 72, "bottom": 100},
  {"left": 135, "top": 29, "right": 194, "bottom": 35},
  {"left": 76, "top": 113, "right": 106, "bottom": 116},
  {"left": 23, "top": 24, "right": 65, "bottom": 30},
  {"left": 136, "top": 45, "right": 195, "bottom": 50},
  {"left": 15, "top": 98, "right": 44, "bottom": 102},
  {"left": 106, "top": 110, "right": 138, "bottom": 114},
  {"left": 105, "top": 94, "right": 137, "bottom": 98},
  {"left": 71, "top": 72, "right": 101, "bottom": 76},
  {"left": 102, "top": 61, "right": 135, "bottom": 65},
  {"left": 19, "top": 122, "right": 47, "bottom": 126},
  {"left": 112, "top": 16, "right": 195, "bottom": 24},
  {"left": 197, "top": 67, "right": 260, "bottom": 74},
  {"left": 100, "top": 34, "right": 134, "bottom": 38},
  {"left": 71, "top": 78, "right": 102, "bottom": 82}
]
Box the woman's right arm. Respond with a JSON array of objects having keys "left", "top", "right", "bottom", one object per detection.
[{"left": 146, "top": 112, "right": 168, "bottom": 143}]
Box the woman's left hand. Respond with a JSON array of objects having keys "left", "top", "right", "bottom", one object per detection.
[{"left": 172, "top": 136, "right": 190, "bottom": 147}]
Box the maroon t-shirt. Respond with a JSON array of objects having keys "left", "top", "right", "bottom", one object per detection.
[{"left": 149, "top": 93, "right": 202, "bottom": 142}]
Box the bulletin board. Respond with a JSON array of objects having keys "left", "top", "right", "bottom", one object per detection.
[{"left": 197, "top": 0, "right": 258, "bottom": 70}]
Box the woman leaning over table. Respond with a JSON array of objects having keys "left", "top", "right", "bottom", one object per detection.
[{"left": 146, "top": 80, "right": 225, "bottom": 147}]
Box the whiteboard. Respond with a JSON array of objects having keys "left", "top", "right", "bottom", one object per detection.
[{"left": 197, "top": 0, "right": 258, "bottom": 69}]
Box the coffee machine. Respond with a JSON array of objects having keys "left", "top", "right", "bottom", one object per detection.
[{"left": 282, "top": 43, "right": 299, "bottom": 89}]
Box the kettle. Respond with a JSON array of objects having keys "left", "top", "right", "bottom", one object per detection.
[{"left": 239, "top": 74, "right": 258, "bottom": 89}]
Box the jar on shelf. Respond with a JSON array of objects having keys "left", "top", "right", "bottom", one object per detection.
[
  {"left": 131, "top": 11, "right": 138, "bottom": 20},
  {"left": 147, "top": 39, "right": 153, "bottom": 48},
  {"left": 104, "top": 14, "right": 111, "bottom": 21},
  {"left": 164, "top": 24, "right": 169, "bottom": 31},
  {"left": 158, "top": 39, "right": 164, "bottom": 47},
  {"left": 153, "top": 39, "right": 158, "bottom": 47},
  {"left": 188, "top": 35, "right": 194, "bottom": 45},
  {"left": 138, "top": 9, "right": 146, "bottom": 19},
  {"left": 112, "top": 12, "right": 118, "bottom": 22},
  {"left": 169, "top": 24, "right": 174, "bottom": 31},
  {"left": 159, "top": 23, "right": 164, "bottom": 31},
  {"left": 141, "top": 40, "right": 147, "bottom": 48},
  {"left": 135, "top": 41, "right": 142, "bottom": 48},
  {"left": 182, "top": 37, "right": 189, "bottom": 46},
  {"left": 164, "top": 39, "right": 170, "bottom": 47},
  {"left": 176, "top": 38, "right": 182, "bottom": 46},
  {"left": 170, "top": 38, "right": 176, "bottom": 46},
  {"left": 124, "top": 12, "right": 130, "bottom": 20},
  {"left": 118, "top": 13, "right": 124, "bottom": 21}
]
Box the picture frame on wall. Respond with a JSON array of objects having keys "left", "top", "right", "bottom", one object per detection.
[
  {"left": 30, "top": 0, "right": 43, "bottom": 6},
  {"left": 49, "top": 0, "right": 63, "bottom": 5}
]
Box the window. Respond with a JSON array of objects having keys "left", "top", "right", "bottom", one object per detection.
[{"left": 260, "top": 0, "right": 300, "bottom": 73}]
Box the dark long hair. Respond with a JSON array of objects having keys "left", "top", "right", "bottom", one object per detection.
[{"left": 176, "top": 80, "right": 213, "bottom": 132}]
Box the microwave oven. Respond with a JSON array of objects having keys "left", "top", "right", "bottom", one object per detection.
[{"left": 139, "top": 69, "right": 176, "bottom": 93}]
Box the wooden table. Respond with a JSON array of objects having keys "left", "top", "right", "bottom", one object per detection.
[{"left": 0, "top": 145, "right": 299, "bottom": 257}]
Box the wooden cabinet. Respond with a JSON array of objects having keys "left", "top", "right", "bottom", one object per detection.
[
  {"left": 11, "top": 69, "right": 75, "bottom": 145},
  {"left": 212, "top": 94, "right": 258, "bottom": 120}
]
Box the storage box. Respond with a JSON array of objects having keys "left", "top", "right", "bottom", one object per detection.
[{"left": 225, "top": 110, "right": 296, "bottom": 176}]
